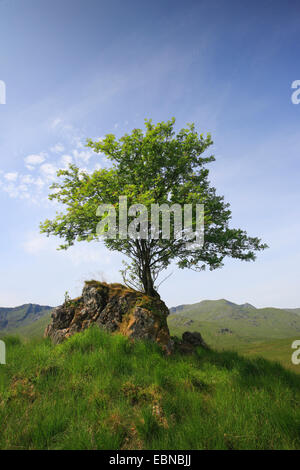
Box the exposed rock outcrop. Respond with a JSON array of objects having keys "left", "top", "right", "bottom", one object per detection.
[
  {"left": 218, "top": 327, "right": 233, "bottom": 335},
  {"left": 44, "top": 281, "right": 173, "bottom": 354},
  {"left": 175, "top": 331, "right": 209, "bottom": 354},
  {"left": 182, "top": 331, "right": 209, "bottom": 348}
]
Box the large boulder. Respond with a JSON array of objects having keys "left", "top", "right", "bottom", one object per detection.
[
  {"left": 44, "top": 281, "right": 173, "bottom": 354},
  {"left": 175, "top": 331, "right": 209, "bottom": 354},
  {"left": 182, "top": 331, "right": 208, "bottom": 348}
]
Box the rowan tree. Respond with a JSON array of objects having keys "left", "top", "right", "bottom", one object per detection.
[{"left": 40, "top": 118, "right": 267, "bottom": 297}]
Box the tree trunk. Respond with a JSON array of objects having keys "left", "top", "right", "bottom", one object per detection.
[
  {"left": 136, "top": 240, "right": 160, "bottom": 298},
  {"left": 141, "top": 262, "right": 160, "bottom": 298}
]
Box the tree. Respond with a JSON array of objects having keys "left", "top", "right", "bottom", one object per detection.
[{"left": 40, "top": 118, "right": 267, "bottom": 298}]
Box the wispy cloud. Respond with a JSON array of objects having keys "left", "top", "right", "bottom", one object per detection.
[
  {"left": 4, "top": 172, "right": 18, "bottom": 181},
  {"left": 24, "top": 153, "right": 46, "bottom": 167},
  {"left": 0, "top": 120, "right": 106, "bottom": 205},
  {"left": 50, "top": 143, "right": 65, "bottom": 153}
]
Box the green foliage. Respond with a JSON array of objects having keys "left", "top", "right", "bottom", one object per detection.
[
  {"left": 64, "top": 291, "right": 72, "bottom": 306},
  {"left": 40, "top": 118, "right": 267, "bottom": 296},
  {"left": 0, "top": 327, "right": 300, "bottom": 449}
]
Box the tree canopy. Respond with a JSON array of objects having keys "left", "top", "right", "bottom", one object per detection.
[{"left": 40, "top": 118, "right": 267, "bottom": 297}]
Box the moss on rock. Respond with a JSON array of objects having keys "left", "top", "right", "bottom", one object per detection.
[{"left": 45, "top": 281, "right": 174, "bottom": 354}]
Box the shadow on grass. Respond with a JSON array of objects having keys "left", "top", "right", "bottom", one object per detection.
[{"left": 196, "top": 347, "right": 300, "bottom": 392}]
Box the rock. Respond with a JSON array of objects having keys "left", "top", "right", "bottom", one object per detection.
[
  {"left": 219, "top": 327, "right": 233, "bottom": 334},
  {"left": 183, "top": 319, "right": 194, "bottom": 326},
  {"left": 44, "top": 281, "right": 173, "bottom": 354},
  {"left": 181, "top": 331, "right": 209, "bottom": 349},
  {"left": 171, "top": 330, "right": 209, "bottom": 355}
]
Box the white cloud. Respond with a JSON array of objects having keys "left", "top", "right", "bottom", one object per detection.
[
  {"left": 39, "top": 163, "right": 57, "bottom": 181},
  {"left": 72, "top": 148, "right": 94, "bottom": 163},
  {"left": 1, "top": 183, "right": 19, "bottom": 198},
  {"left": 34, "top": 177, "right": 45, "bottom": 189},
  {"left": 21, "top": 174, "right": 35, "bottom": 184},
  {"left": 24, "top": 153, "right": 46, "bottom": 168},
  {"left": 0, "top": 120, "right": 107, "bottom": 205},
  {"left": 72, "top": 135, "right": 84, "bottom": 149},
  {"left": 0, "top": 175, "right": 46, "bottom": 203},
  {"left": 61, "top": 154, "right": 73, "bottom": 167},
  {"left": 50, "top": 117, "right": 73, "bottom": 133},
  {"left": 51, "top": 143, "right": 65, "bottom": 153},
  {"left": 4, "top": 172, "right": 18, "bottom": 181}
]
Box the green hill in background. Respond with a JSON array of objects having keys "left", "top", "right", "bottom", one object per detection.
[
  {"left": 285, "top": 308, "right": 300, "bottom": 316},
  {"left": 0, "top": 304, "right": 53, "bottom": 338},
  {"left": 168, "top": 299, "right": 300, "bottom": 372},
  {"left": 168, "top": 299, "right": 300, "bottom": 344},
  {"left": 1, "top": 298, "right": 300, "bottom": 373}
]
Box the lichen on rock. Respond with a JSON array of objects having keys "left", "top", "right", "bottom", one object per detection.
[{"left": 44, "top": 281, "right": 174, "bottom": 354}]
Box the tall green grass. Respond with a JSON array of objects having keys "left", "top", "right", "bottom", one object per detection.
[{"left": 0, "top": 327, "right": 299, "bottom": 449}]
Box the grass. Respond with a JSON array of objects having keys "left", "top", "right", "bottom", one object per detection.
[
  {"left": 236, "top": 337, "right": 300, "bottom": 374},
  {"left": 3, "top": 311, "right": 52, "bottom": 340},
  {"left": 0, "top": 327, "right": 300, "bottom": 450},
  {"left": 169, "top": 320, "right": 300, "bottom": 374},
  {"left": 168, "top": 299, "right": 300, "bottom": 345}
]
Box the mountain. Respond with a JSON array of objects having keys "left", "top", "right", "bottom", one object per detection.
[
  {"left": 169, "top": 304, "right": 187, "bottom": 314},
  {"left": 0, "top": 303, "right": 53, "bottom": 337},
  {"left": 168, "top": 299, "right": 300, "bottom": 349},
  {"left": 285, "top": 308, "right": 300, "bottom": 316},
  {"left": 2, "top": 297, "right": 300, "bottom": 350}
]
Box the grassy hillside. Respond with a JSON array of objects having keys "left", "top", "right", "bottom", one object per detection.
[
  {"left": 168, "top": 300, "right": 300, "bottom": 373},
  {"left": 2, "top": 298, "right": 300, "bottom": 377},
  {"left": 0, "top": 304, "right": 53, "bottom": 338},
  {"left": 7, "top": 311, "right": 52, "bottom": 339},
  {"left": 168, "top": 299, "right": 300, "bottom": 345},
  {"left": 237, "top": 337, "right": 300, "bottom": 374},
  {"left": 0, "top": 327, "right": 300, "bottom": 450},
  {"left": 286, "top": 308, "right": 300, "bottom": 316}
]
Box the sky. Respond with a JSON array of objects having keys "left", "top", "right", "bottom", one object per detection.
[{"left": 0, "top": 0, "right": 300, "bottom": 309}]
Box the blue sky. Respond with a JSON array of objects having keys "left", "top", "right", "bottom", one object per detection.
[{"left": 0, "top": 0, "right": 300, "bottom": 309}]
